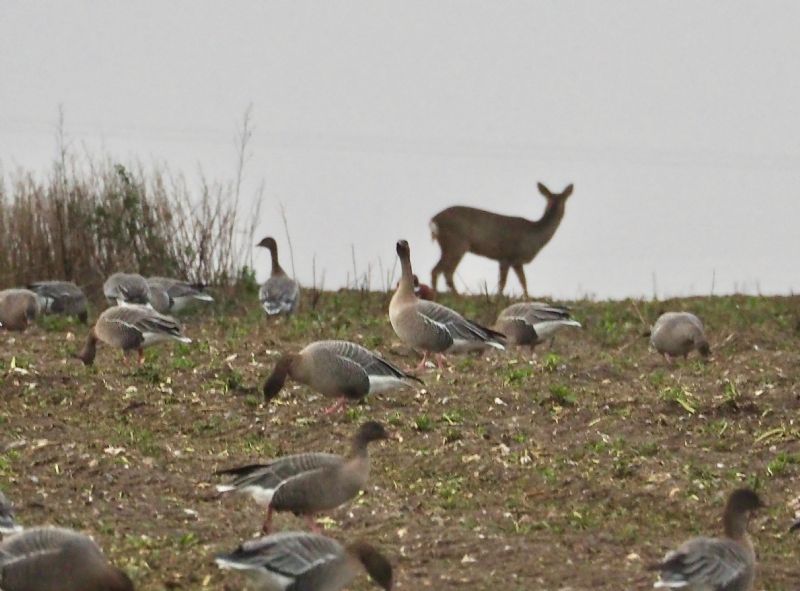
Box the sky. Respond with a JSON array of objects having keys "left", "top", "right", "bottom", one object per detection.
[{"left": 1, "top": 1, "right": 798, "bottom": 299}]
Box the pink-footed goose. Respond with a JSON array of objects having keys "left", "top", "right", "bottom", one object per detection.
[
  {"left": 216, "top": 421, "right": 391, "bottom": 533},
  {"left": 0, "top": 490, "right": 21, "bottom": 535},
  {"left": 494, "top": 302, "right": 581, "bottom": 348},
  {"left": 77, "top": 304, "right": 191, "bottom": 366},
  {"left": 648, "top": 488, "right": 762, "bottom": 591},
  {"left": 0, "top": 526, "right": 134, "bottom": 591},
  {"left": 146, "top": 277, "right": 213, "bottom": 314},
  {"left": 389, "top": 240, "right": 505, "bottom": 370},
  {"left": 263, "top": 340, "right": 423, "bottom": 414},
  {"left": 27, "top": 281, "right": 88, "bottom": 323},
  {"left": 650, "top": 311, "right": 710, "bottom": 362},
  {"left": 0, "top": 289, "right": 39, "bottom": 332},
  {"left": 257, "top": 237, "right": 301, "bottom": 316},
  {"left": 216, "top": 532, "right": 392, "bottom": 591},
  {"left": 103, "top": 272, "right": 151, "bottom": 306}
]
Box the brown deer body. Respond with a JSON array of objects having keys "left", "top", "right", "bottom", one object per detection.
[{"left": 429, "top": 182, "right": 573, "bottom": 296}]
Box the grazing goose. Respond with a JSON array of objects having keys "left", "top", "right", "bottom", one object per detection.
[
  {"left": 263, "top": 340, "right": 423, "bottom": 414},
  {"left": 389, "top": 239, "right": 505, "bottom": 370},
  {"left": 257, "top": 237, "right": 301, "bottom": 316},
  {"left": 0, "top": 490, "right": 21, "bottom": 534},
  {"left": 0, "top": 526, "right": 133, "bottom": 591},
  {"left": 494, "top": 302, "right": 581, "bottom": 348},
  {"left": 0, "top": 289, "right": 40, "bottom": 332},
  {"left": 648, "top": 488, "right": 763, "bottom": 591},
  {"left": 77, "top": 304, "right": 191, "bottom": 366},
  {"left": 27, "top": 281, "right": 88, "bottom": 323},
  {"left": 147, "top": 277, "right": 213, "bottom": 313},
  {"left": 650, "top": 312, "right": 710, "bottom": 362},
  {"left": 103, "top": 272, "right": 151, "bottom": 306},
  {"left": 216, "top": 421, "right": 391, "bottom": 533},
  {"left": 215, "top": 531, "right": 392, "bottom": 591}
]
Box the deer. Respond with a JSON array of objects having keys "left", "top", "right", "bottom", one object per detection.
[{"left": 429, "top": 182, "right": 573, "bottom": 297}]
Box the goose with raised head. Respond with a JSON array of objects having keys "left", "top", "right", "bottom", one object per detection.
[
  {"left": 27, "top": 281, "right": 88, "bottom": 323},
  {"left": 494, "top": 302, "right": 581, "bottom": 348},
  {"left": 77, "top": 304, "right": 191, "bottom": 366},
  {"left": 262, "top": 340, "right": 423, "bottom": 414},
  {"left": 0, "top": 526, "right": 134, "bottom": 591},
  {"left": 648, "top": 488, "right": 763, "bottom": 591},
  {"left": 216, "top": 531, "right": 392, "bottom": 591},
  {"left": 103, "top": 272, "right": 151, "bottom": 306},
  {"left": 257, "top": 237, "right": 300, "bottom": 316},
  {"left": 216, "top": 421, "right": 391, "bottom": 533},
  {"left": 650, "top": 312, "right": 710, "bottom": 362},
  {"left": 389, "top": 239, "right": 505, "bottom": 370},
  {"left": 0, "top": 490, "right": 21, "bottom": 535},
  {"left": 146, "top": 277, "right": 213, "bottom": 313}
]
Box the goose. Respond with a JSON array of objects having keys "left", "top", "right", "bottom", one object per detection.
[
  {"left": 146, "top": 277, "right": 213, "bottom": 313},
  {"left": 27, "top": 281, "right": 89, "bottom": 323},
  {"left": 0, "top": 490, "right": 21, "bottom": 534},
  {"left": 77, "top": 304, "right": 191, "bottom": 366},
  {"left": 0, "top": 526, "right": 134, "bottom": 591},
  {"left": 0, "top": 289, "right": 40, "bottom": 332},
  {"left": 257, "top": 237, "right": 301, "bottom": 316},
  {"left": 216, "top": 421, "right": 391, "bottom": 533},
  {"left": 648, "top": 488, "right": 763, "bottom": 591},
  {"left": 263, "top": 340, "right": 423, "bottom": 414},
  {"left": 791, "top": 518, "right": 800, "bottom": 532},
  {"left": 389, "top": 239, "right": 505, "bottom": 370},
  {"left": 494, "top": 302, "right": 581, "bottom": 348},
  {"left": 103, "top": 272, "right": 151, "bottom": 306},
  {"left": 215, "top": 531, "right": 392, "bottom": 591},
  {"left": 650, "top": 312, "right": 710, "bottom": 362}
]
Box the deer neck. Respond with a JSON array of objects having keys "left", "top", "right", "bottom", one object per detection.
[{"left": 521, "top": 201, "right": 565, "bottom": 253}]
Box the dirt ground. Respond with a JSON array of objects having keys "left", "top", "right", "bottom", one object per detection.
[{"left": 1, "top": 291, "right": 798, "bottom": 590}]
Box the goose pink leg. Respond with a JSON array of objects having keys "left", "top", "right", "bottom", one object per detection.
[
  {"left": 323, "top": 397, "right": 348, "bottom": 415},
  {"left": 305, "top": 515, "right": 322, "bottom": 533}
]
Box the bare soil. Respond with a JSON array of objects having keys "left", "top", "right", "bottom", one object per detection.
[{"left": 1, "top": 292, "right": 799, "bottom": 590}]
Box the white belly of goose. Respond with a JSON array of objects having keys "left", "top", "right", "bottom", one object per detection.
[
  {"left": 367, "top": 375, "right": 412, "bottom": 394},
  {"left": 532, "top": 319, "right": 582, "bottom": 339},
  {"left": 141, "top": 332, "right": 191, "bottom": 346},
  {"left": 215, "top": 558, "right": 293, "bottom": 591}
]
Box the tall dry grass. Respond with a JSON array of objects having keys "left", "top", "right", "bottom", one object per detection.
[{"left": 0, "top": 111, "right": 261, "bottom": 296}]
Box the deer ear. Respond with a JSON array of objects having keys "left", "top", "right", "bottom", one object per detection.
[
  {"left": 560, "top": 184, "right": 574, "bottom": 198},
  {"left": 537, "top": 182, "right": 552, "bottom": 198}
]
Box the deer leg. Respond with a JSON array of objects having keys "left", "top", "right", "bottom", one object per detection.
[
  {"left": 434, "top": 239, "right": 468, "bottom": 294},
  {"left": 512, "top": 264, "right": 529, "bottom": 298},
  {"left": 498, "top": 262, "right": 510, "bottom": 295}
]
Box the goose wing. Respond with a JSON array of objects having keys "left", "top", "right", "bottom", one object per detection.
[
  {"left": 216, "top": 453, "right": 343, "bottom": 491},
  {"left": 416, "top": 300, "right": 505, "bottom": 349},
  {"left": 260, "top": 276, "right": 300, "bottom": 315},
  {"left": 500, "top": 302, "right": 574, "bottom": 324},
  {"left": 319, "top": 341, "right": 422, "bottom": 383},
  {"left": 650, "top": 536, "right": 750, "bottom": 589},
  {"left": 0, "top": 491, "right": 20, "bottom": 534},
  {"left": 215, "top": 532, "right": 346, "bottom": 585}
]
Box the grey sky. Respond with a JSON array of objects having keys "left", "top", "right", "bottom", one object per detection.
[{"left": 2, "top": 2, "right": 798, "bottom": 298}]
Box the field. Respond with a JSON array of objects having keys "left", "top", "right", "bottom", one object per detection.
[{"left": 1, "top": 292, "right": 799, "bottom": 590}]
